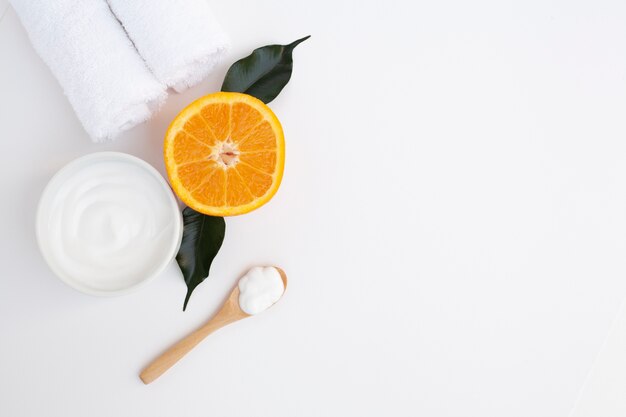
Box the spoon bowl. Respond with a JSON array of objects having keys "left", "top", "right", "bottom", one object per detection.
[{"left": 276, "top": 267, "right": 288, "bottom": 290}]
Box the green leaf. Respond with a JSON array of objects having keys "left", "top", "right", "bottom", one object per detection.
[
  {"left": 176, "top": 207, "right": 226, "bottom": 311},
  {"left": 221, "top": 35, "right": 310, "bottom": 103},
  {"left": 174, "top": 38, "right": 308, "bottom": 310}
]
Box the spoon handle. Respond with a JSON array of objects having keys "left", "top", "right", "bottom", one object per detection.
[
  {"left": 140, "top": 287, "right": 248, "bottom": 384},
  {"left": 140, "top": 310, "right": 243, "bottom": 384},
  {"left": 139, "top": 319, "right": 217, "bottom": 384}
]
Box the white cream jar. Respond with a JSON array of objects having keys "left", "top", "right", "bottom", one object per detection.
[{"left": 36, "top": 152, "right": 182, "bottom": 295}]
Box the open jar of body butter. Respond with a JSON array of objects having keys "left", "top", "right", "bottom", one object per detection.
[{"left": 36, "top": 152, "right": 183, "bottom": 296}]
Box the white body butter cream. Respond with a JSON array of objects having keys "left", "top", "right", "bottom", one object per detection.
[
  {"left": 37, "top": 152, "right": 182, "bottom": 295},
  {"left": 238, "top": 266, "right": 285, "bottom": 315}
]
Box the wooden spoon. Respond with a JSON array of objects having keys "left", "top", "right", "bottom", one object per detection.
[{"left": 139, "top": 267, "right": 287, "bottom": 385}]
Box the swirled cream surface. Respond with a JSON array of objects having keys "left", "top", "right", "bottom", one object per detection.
[{"left": 37, "top": 153, "right": 182, "bottom": 295}]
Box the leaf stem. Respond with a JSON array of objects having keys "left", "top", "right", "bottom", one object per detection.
[{"left": 183, "top": 287, "right": 193, "bottom": 311}]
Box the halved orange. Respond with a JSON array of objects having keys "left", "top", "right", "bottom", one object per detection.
[{"left": 164, "top": 92, "right": 285, "bottom": 216}]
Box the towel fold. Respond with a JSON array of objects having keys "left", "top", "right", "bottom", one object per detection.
[
  {"left": 107, "top": 0, "right": 230, "bottom": 92},
  {"left": 10, "top": 0, "right": 167, "bottom": 142}
]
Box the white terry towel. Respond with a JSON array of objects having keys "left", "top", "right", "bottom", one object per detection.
[
  {"left": 10, "top": 0, "right": 166, "bottom": 142},
  {"left": 107, "top": 0, "right": 230, "bottom": 93}
]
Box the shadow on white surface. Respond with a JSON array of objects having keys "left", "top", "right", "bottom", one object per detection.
[{"left": 570, "top": 298, "right": 626, "bottom": 417}]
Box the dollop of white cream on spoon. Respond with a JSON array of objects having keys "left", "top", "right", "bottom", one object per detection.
[{"left": 238, "top": 266, "right": 285, "bottom": 315}]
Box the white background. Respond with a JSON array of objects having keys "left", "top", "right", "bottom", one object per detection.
[
  {"left": 571, "top": 299, "right": 626, "bottom": 417},
  {"left": 1, "top": 1, "right": 626, "bottom": 416}
]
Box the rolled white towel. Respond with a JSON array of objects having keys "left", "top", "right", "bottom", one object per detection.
[
  {"left": 107, "top": 0, "right": 230, "bottom": 93},
  {"left": 10, "top": 0, "right": 166, "bottom": 142}
]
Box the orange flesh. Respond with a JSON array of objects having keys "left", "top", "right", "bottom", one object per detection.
[{"left": 164, "top": 92, "right": 284, "bottom": 216}]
